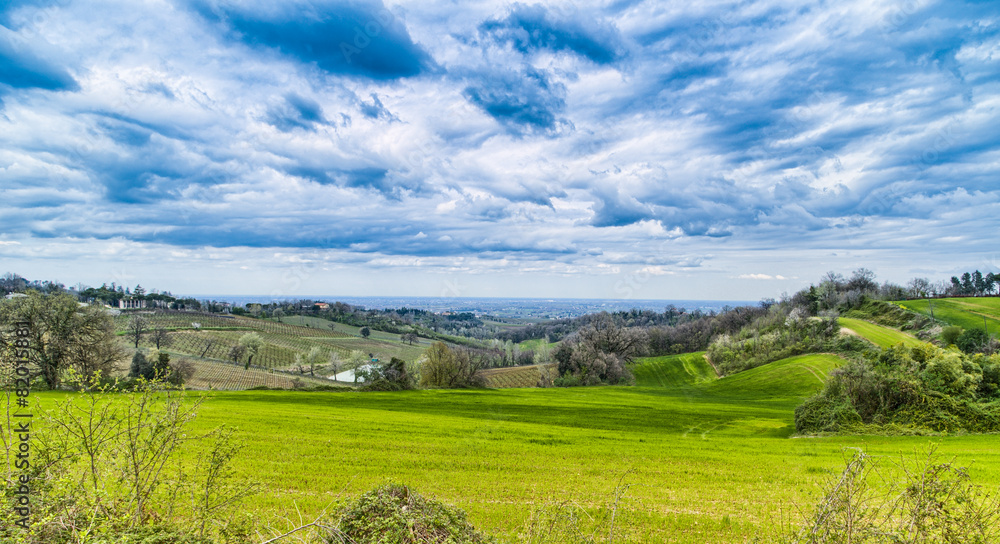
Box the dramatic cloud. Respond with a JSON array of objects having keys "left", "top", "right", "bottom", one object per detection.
[{"left": 0, "top": 0, "right": 998, "bottom": 298}]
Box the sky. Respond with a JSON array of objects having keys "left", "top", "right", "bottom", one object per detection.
[{"left": 1, "top": 0, "right": 998, "bottom": 301}]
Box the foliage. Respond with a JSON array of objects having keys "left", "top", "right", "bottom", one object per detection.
[
  {"left": 956, "top": 328, "right": 992, "bottom": 354},
  {"left": 419, "top": 343, "right": 485, "bottom": 388},
  {"left": 335, "top": 483, "right": 496, "bottom": 544},
  {"left": 0, "top": 291, "right": 126, "bottom": 388},
  {"left": 790, "top": 448, "right": 1000, "bottom": 544},
  {"left": 940, "top": 326, "right": 963, "bottom": 346},
  {"left": 707, "top": 309, "right": 840, "bottom": 375},
  {"left": 361, "top": 357, "right": 416, "bottom": 391},
  {"left": 237, "top": 332, "right": 263, "bottom": 369},
  {"left": 0, "top": 375, "right": 254, "bottom": 544},
  {"left": 556, "top": 313, "right": 646, "bottom": 385},
  {"left": 795, "top": 344, "right": 1000, "bottom": 434}
]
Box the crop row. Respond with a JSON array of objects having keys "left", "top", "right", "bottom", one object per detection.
[{"left": 115, "top": 310, "right": 350, "bottom": 338}]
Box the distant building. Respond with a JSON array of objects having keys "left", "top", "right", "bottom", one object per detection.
[
  {"left": 315, "top": 302, "right": 330, "bottom": 310},
  {"left": 4, "top": 293, "right": 27, "bottom": 300},
  {"left": 118, "top": 297, "right": 146, "bottom": 309}
]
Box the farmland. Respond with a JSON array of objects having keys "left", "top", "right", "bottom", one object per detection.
[
  {"left": 33, "top": 351, "right": 1000, "bottom": 543},
  {"left": 896, "top": 297, "right": 1000, "bottom": 334},
  {"left": 178, "top": 357, "right": 335, "bottom": 390},
  {"left": 116, "top": 310, "right": 433, "bottom": 383},
  {"left": 837, "top": 317, "right": 926, "bottom": 349},
  {"left": 479, "top": 363, "right": 556, "bottom": 388}
]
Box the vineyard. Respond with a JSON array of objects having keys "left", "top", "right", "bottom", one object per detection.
[
  {"left": 111, "top": 309, "right": 438, "bottom": 388},
  {"left": 115, "top": 310, "right": 350, "bottom": 338},
  {"left": 178, "top": 357, "right": 337, "bottom": 390},
  {"left": 478, "top": 363, "right": 557, "bottom": 388}
]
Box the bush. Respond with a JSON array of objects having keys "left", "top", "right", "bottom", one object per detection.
[
  {"left": 794, "top": 396, "right": 861, "bottom": 434},
  {"left": 335, "top": 484, "right": 495, "bottom": 544},
  {"left": 791, "top": 448, "right": 1000, "bottom": 544},
  {"left": 795, "top": 345, "right": 1000, "bottom": 435},
  {"left": 941, "top": 325, "right": 963, "bottom": 346},
  {"left": 956, "top": 328, "right": 991, "bottom": 354}
]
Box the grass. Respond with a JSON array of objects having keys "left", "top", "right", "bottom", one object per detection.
[
  {"left": 838, "top": 317, "right": 926, "bottom": 349},
  {"left": 896, "top": 297, "right": 1000, "bottom": 335},
  {"left": 631, "top": 352, "right": 716, "bottom": 388},
  {"left": 32, "top": 351, "right": 1000, "bottom": 543}
]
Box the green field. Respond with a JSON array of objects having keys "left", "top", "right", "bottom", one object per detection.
[
  {"left": 838, "top": 317, "right": 926, "bottom": 349},
  {"left": 896, "top": 297, "right": 1000, "bottom": 335},
  {"left": 34, "top": 351, "right": 1000, "bottom": 543}
]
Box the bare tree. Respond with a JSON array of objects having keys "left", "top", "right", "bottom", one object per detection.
[
  {"left": 127, "top": 315, "right": 149, "bottom": 348},
  {"left": 151, "top": 327, "right": 172, "bottom": 349}
]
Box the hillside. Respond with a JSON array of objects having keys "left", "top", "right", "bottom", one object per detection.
[
  {"left": 896, "top": 297, "right": 1000, "bottom": 335},
  {"left": 115, "top": 309, "right": 439, "bottom": 388},
  {"left": 838, "top": 317, "right": 926, "bottom": 349},
  {"left": 28, "top": 350, "right": 997, "bottom": 544}
]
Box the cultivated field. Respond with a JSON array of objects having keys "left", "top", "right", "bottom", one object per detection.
[
  {"left": 838, "top": 317, "right": 926, "bottom": 349},
  {"left": 479, "top": 363, "right": 557, "bottom": 388},
  {"left": 35, "top": 351, "right": 1000, "bottom": 543},
  {"left": 896, "top": 297, "right": 1000, "bottom": 334},
  {"left": 117, "top": 310, "right": 431, "bottom": 383}
]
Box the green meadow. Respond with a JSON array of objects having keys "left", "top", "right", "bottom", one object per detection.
[
  {"left": 34, "top": 352, "right": 1000, "bottom": 543},
  {"left": 896, "top": 297, "right": 1000, "bottom": 335},
  {"left": 838, "top": 317, "right": 926, "bottom": 349}
]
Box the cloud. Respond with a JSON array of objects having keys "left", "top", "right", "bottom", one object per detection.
[
  {"left": 1, "top": 0, "right": 999, "bottom": 297},
  {"left": 191, "top": 0, "right": 434, "bottom": 80},
  {"left": 266, "top": 93, "right": 327, "bottom": 131},
  {"left": 462, "top": 64, "right": 569, "bottom": 135},
  {"left": 479, "top": 3, "right": 626, "bottom": 65},
  {"left": 0, "top": 27, "right": 78, "bottom": 93},
  {"left": 737, "top": 274, "right": 787, "bottom": 280}
]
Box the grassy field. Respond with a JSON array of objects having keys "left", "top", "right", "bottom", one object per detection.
[
  {"left": 838, "top": 317, "right": 926, "bottom": 349},
  {"left": 33, "top": 351, "right": 1000, "bottom": 543},
  {"left": 896, "top": 297, "right": 1000, "bottom": 335}
]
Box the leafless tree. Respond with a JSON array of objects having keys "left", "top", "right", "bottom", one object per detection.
[{"left": 127, "top": 315, "right": 149, "bottom": 348}]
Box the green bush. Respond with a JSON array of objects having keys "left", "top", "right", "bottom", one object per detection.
[
  {"left": 335, "top": 483, "right": 495, "bottom": 544},
  {"left": 956, "top": 328, "right": 991, "bottom": 353},
  {"left": 941, "top": 325, "right": 963, "bottom": 346},
  {"left": 795, "top": 345, "right": 1000, "bottom": 435}
]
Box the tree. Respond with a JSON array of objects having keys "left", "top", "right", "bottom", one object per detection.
[
  {"left": 1, "top": 292, "right": 126, "bottom": 389},
  {"left": 402, "top": 332, "right": 418, "bottom": 345},
  {"left": 847, "top": 268, "right": 878, "bottom": 292},
  {"left": 127, "top": 315, "right": 149, "bottom": 348},
  {"left": 272, "top": 308, "right": 284, "bottom": 320},
  {"left": 973, "top": 270, "right": 986, "bottom": 295},
  {"left": 418, "top": 342, "right": 483, "bottom": 388},
  {"left": 360, "top": 326, "right": 371, "bottom": 338},
  {"left": 906, "top": 277, "right": 931, "bottom": 298},
  {"left": 237, "top": 332, "right": 263, "bottom": 369},
  {"left": 557, "top": 313, "right": 646, "bottom": 385},
  {"left": 302, "top": 346, "right": 324, "bottom": 377},
  {"left": 227, "top": 344, "right": 246, "bottom": 365},
  {"left": 151, "top": 327, "right": 172, "bottom": 349},
  {"left": 345, "top": 349, "right": 369, "bottom": 384},
  {"left": 129, "top": 352, "right": 151, "bottom": 379}
]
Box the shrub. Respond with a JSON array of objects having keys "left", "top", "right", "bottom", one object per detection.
[
  {"left": 956, "top": 328, "right": 991, "bottom": 354},
  {"left": 941, "top": 325, "right": 963, "bottom": 346},
  {"left": 791, "top": 448, "right": 1000, "bottom": 544},
  {"left": 335, "top": 483, "right": 495, "bottom": 544}
]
